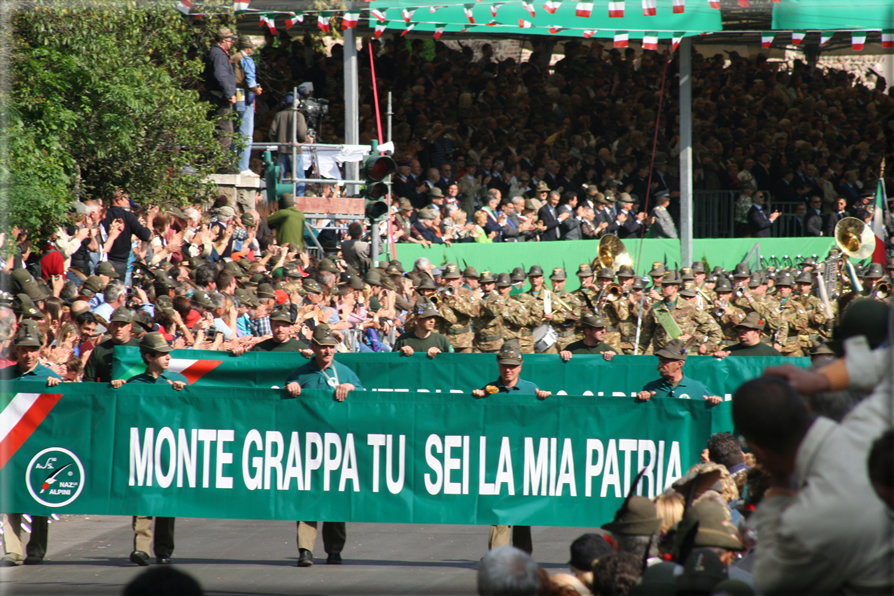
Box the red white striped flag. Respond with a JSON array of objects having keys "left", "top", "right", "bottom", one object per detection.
[
  {"left": 433, "top": 23, "right": 447, "bottom": 38},
  {"left": 522, "top": 2, "right": 536, "bottom": 17},
  {"left": 582, "top": 30, "right": 597, "bottom": 38},
  {"left": 738, "top": 0, "right": 748, "bottom": 7},
  {"left": 642, "top": 0, "right": 656, "bottom": 16},
  {"left": 548, "top": 24, "right": 566, "bottom": 34},
  {"left": 761, "top": 32, "right": 775, "bottom": 48},
  {"left": 464, "top": 4, "right": 475, "bottom": 22},
  {"left": 544, "top": 0, "right": 562, "bottom": 14},
  {"left": 708, "top": 0, "right": 719, "bottom": 8},
  {"left": 490, "top": 3, "right": 503, "bottom": 17},
  {"left": 260, "top": 14, "right": 276, "bottom": 34},
  {"left": 519, "top": 18, "right": 534, "bottom": 28},
  {"left": 176, "top": 0, "right": 192, "bottom": 15},
  {"left": 872, "top": 180, "right": 888, "bottom": 266},
  {"left": 852, "top": 31, "right": 866, "bottom": 51},
  {"left": 643, "top": 32, "right": 659, "bottom": 50},
  {"left": 575, "top": 2, "right": 593, "bottom": 17},
  {"left": 430, "top": 5, "right": 444, "bottom": 13},
  {"left": 285, "top": 12, "right": 303, "bottom": 28},
  {"left": 791, "top": 31, "right": 805, "bottom": 45},
  {"left": 673, "top": 0, "right": 684, "bottom": 13},
  {"left": 401, "top": 8, "right": 416, "bottom": 22},
  {"left": 317, "top": 13, "right": 330, "bottom": 33},
  {"left": 375, "top": 22, "right": 388, "bottom": 38},
  {"left": 233, "top": 0, "right": 250, "bottom": 12},
  {"left": 883, "top": 30, "right": 894, "bottom": 48},
  {"left": 341, "top": 11, "right": 359, "bottom": 29},
  {"left": 400, "top": 23, "right": 416, "bottom": 36},
  {"left": 614, "top": 31, "right": 629, "bottom": 47},
  {"left": 820, "top": 31, "right": 833, "bottom": 45},
  {"left": 0, "top": 393, "right": 63, "bottom": 470},
  {"left": 672, "top": 32, "right": 684, "bottom": 51},
  {"left": 608, "top": 1, "right": 624, "bottom": 17},
  {"left": 371, "top": 8, "right": 387, "bottom": 22}
]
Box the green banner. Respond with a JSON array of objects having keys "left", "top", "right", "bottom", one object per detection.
[
  {"left": 384, "top": 238, "right": 837, "bottom": 279},
  {"left": 1, "top": 381, "right": 730, "bottom": 526},
  {"left": 113, "top": 347, "right": 807, "bottom": 400}
]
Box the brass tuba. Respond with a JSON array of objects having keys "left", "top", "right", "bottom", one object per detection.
[
  {"left": 835, "top": 217, "right": 876, "bottom": 260},
  {"left": 593, "top": 234, "right": 633, "bottom": 275}
]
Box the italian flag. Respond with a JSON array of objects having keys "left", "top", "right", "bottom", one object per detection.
[
  {"left": 614, "top": 31, "right": 629, "bottom": 47},
  {"left": 575, "top": 2, "right": 593, "bottom": 17},
  {"left": 852, "top": 31, "right": 866, "bottom": 51},
  {"left": 708, "top": 0, "right": 719, "bottom": 8},
  {"left": 673, "top": 0, "right": 684, "bottom": 13},
  {"left": 317, "top": 13, "right": 331, "bottom": 33},
  {"left": 544, "top": 0, "right": 562, "bottom": 14},
  {"left": 375, "top": 22, "right": 388, "bottom": 38},
  {"left": 820, "top": 31, "right": 833, "bottom": 45},
  {"left": 176, "top": 0, "right": 192, "bottom": 15},
  {"left": 260, "top": 14, "right": 276, "bottom": 34},
  {"left": 884, "top": 30, "right": 894, "bottom": 48},
  {"left": 285, "top": 12, "right": 304, "bottom": 28},
  {"left": 464, "top": 4, "right": 476, "bottom": 22},
  {"left": 0, "top": 393, "right": 63, "bottom": 470},
  {"left": 609, "top": 1, "right": 624, "bottom": 17},
  {"left": 642, "top": 0, "right": 656, "bottom": 16},
  {"left": 761, "top": 32, "right": 775, "bottom": 48},
  {"left": 672, "top": 32, "right": 684, "bottom": 51},
  {"left": 872, "top": 180, "right": 888, "bottom": 266},
  {"left": 522, "top": 2, "right": 536, "bottom": 17},
  {"left": 400, "top": 23, "right": 416, "bottom": 36},
  {"left": 548, "top": 24, "right": 566, "bottom": 34},
  {"left": 401, "top": 8, "right": 416, "bottom": 22},
  {"left": 643, "top": 32, "right": 658, "bottom": 50},
  {"left": 519, "top": 18, "right": 534, "bottom": 28},
  {"left": 490, "top": 3, "right": 503, "bottom": 17},
  {"left": 486, "top": 19, "right": 498, "bottom": 25},
  {"left": 430, "top": 5, "right": 445, "bottom": 13},
  {"left": 791, "top": 32, "right": 805, "bottom": 45},
  {"left": 341, "top": 11, "right": 359, "bottom": 29},
  {"left": 582, "top": 29, "right": 597, "bottom": 38},
  {"left": 371, "top": 8, "right": 387, "bottom": 22},
  {"left": 433, "top": 24, "right": 447, "bottom": 38},
  {"left": 233, "top": 0, "right": 250, "bottom": 12}
]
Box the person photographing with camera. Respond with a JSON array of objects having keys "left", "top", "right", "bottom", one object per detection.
[{"left": 100, "top": 188, "right": 155, "bottom": 281}]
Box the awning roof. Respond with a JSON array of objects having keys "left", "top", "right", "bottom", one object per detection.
[{"left": 772, "top": 0, "right": 894, "bottom": 31}]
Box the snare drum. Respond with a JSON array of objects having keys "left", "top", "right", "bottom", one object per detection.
[{"left": 533, "top": 324, "right": 558, "bottom": 353}]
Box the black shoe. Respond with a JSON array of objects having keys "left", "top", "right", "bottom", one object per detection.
[
  {"left": 23, "top": 556, "right": 43, "bottom": 565},
  {"left": 129, "top": 551, "right": 151, "bottom": 566},
  {"left": 326, "top": 553, "right": 342, "bottom": 565},
  {"left": 156, "top": 557, "right": 172, "bottom": 565},
  {"left": 296, "top": 549, "right": 313, "bottom": 567}
]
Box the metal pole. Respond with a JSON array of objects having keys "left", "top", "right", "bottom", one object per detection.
[
  {"left": 884, "top": 54, "right": 894, "bottom": 95},
  {"left": 679, "top": 37, "right": 693, "bottom": 267},
  {"left": 343, "top": 6, "right": 360, "bottom": 196},
  {"left": 290, "top": 86, "right": 298, "bottom": 198},
  {"left": 387, "top": 91, "right": 393, "bottom": 143},
  {"left": 371, "top": 221, "right": 380, "bottom": 269}
]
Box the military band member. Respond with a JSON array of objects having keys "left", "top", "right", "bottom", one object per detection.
[
  {"left": 710, "top": 277, "right": 747, "bottom": 348},
  {"left": 523, "top": 265, "right": 560, "bottom": 354},
  {"left": 794, "top": 271, "right": 832, "bottom": 344},
  {"left": 473, "top": 271, "right": 503, "bottom": 353},
  {"left": 495, "top": 273, "right": 539, "bottom": 353},
  {"left": 548, "top": 268, "right": 583, "bottom": 352},
  {"left": 678, "top": 285, "right": 723, "bottom": 354},
  {"left": 617, "top": 265, "right": 636, "bottom": 294},
  {"left": 713, "top": 312, "right": 783, "bottom": 358},
  {"left": 594, "top": 268, "right": 626, "bottom": 353},
  {"left": 558, "top": 315, "right": 617, "bottom": 361},
  {"left": 619, "top": 277, "right": 651, "bottom": 355},
  {"left": 434, "top": 263, "right": 479, "bottom": 353},
  {"left": 861, "top": 263, "right": 886, "bottom": 299},
  {"left": 637, "top": 270, "right": 721, "bottom": 355},
  {"left": 773, "top": 272, "right": 809, "bottom": 357}
]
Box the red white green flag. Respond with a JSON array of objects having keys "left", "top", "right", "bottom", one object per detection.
[
  {"left": 519, "top": 18, "right": 534, "bottom": 28},
  {"left": 614, "top": 31, "right": 629, "bottom": 47},
  {"left": 575, "top": 2, "right": 593, "bottom": 17},
  {"left": 673, "top": 0, "right": 684, "bottom": 13},
  {"left": 176, "top": 0, "right": 192, "bottom": 15},
  {"left": 643, "top": 32, "right": 658, "bottom": 50},
  {"left": 642, "top": 0, "right": 656, "bottom": 16},
  {"left": 852, "top": 31, "right": 866, "bottom": 51},
  {"left": 234, "top": 0, "right": 251, "bottom": 12},
  {"left": 433, "top": 23, "right": 447, "bottom": 38},
  {"left": 582, "top": 30, "right": 597, "bottom": 38},
  {"left": 761, "top": 32, "right": 775, "bottom": 48},
  {"left": 872, "top": 180, "right": 888, "bottom": 266},
  {"left": 0, "top": 393, "right": 63, "bottom": 470},
  {"left": 522, "top": 2, "right": 536, "bottom": 17},
  {"left": 317, "top": 13, "right": 331, "bottom": 33},
  {"left": 544, "top": 0, "right": 562, "bottom": 14},
  {"left": 401, "top": 8, "right": 416, "bottom": 22},
  {"left": 883, "top": 30, "right": 894, "bottom": 48},
  {"left": 464, "top": 4, "right": 475, "bottom": 22},
  {"left": 608, "top": 1, "right": 624, "bottom": 17},
  {"left": 260, "top": 14, "right": 276, "bottom": 34},
  {"left": 791, "top": 32, "right": 805, "bottom": 45}
]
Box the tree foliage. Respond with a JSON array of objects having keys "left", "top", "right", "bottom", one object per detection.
[{"left": 4, "top": 0, "right": 235, "bottom": 241}]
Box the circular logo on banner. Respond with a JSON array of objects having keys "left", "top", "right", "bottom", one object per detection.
[{"left": 26, "top": 447, "right": 85, "bottom": 508}]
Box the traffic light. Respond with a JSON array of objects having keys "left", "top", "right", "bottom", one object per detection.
[
  {"left": 262, "top": 150, "right": 293, "bottom": 202},
  {"left": 362, "top": 146, "right": 396, "bottom": 222}
]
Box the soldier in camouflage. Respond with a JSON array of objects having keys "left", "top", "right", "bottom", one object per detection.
[
  {"left": 522, "top": 265, "right": 560, "bottom": 354},
  {"left": 710, "top": 277, "right": 748, "bottom": 348},
  {"left": 595, "top": 268, "right": 626, "bottom": 353},
  {"left": 794, "top": 271, "right": 832, "bottom": 345},
  {"left": 473, "top": 271, "right": 504, "bottom": 353},
  {"left": 548, "top": 268, "right": 583, "bottom": 352},
  {"left": 502, "top": 273, "right": 541, "bottom": 353},
  {"left": 678, "top": 284, "right": 724, "bottom": 354},
  {"left": 618, "top": 277, "right": 651, "bottom": 355},
  {"left": 637, "top": 269, "right": 722, "bottom": 355},
  {"left": 772, "top": 272, "right": 809, "bottom": 357},
  {"left": 435, "top": 263, "right": 480, "bottom": 353}
]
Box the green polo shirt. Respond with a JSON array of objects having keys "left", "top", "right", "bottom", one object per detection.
[
  {"left": 285, "top": 359, "right": 364, "bottom": 390},
  {"left": 394, "top": 331, "right": 452, "bottom": 353},
  {"left": 127, "top": 371, "right": 189, "bottom": 385},
  {"left": 565, "top": 340, "right": 614, "bottom": 354},
  {"left": 480, "top": 377, "right": 539, "bottom": 395},
  {"left": 641, "top": 374, "right": 713, "bottom": 400},
  {"left": 250, "top": 337, "right": 310, "bottom": 352},
  {"left": 725, "top": 342, "right": 782, "bottom": 356},
  {"left": 0, "top": 363, "right": 62, "bottom": 382}
]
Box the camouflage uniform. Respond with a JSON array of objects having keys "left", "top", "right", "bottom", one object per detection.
[
  {"left": 618, "top": 295, "right": 651, "bottom": 355},
  {"left": 474, "top": 291, "right": 505, "bottom": 353},
  {"left": 553, "top": 290, "right": 583, "bottom": 352},
  {"left": 638, "top": 299, "right": 722, "bottom": 354},
  {"left": 733, "top": 293, "right": 783, "bottom": 345},
  {"left": 600, "top": 298, "right": 627, "bottom": 353},
  {"left": 797, "top": 292, "right": 832, "bottom": 345},
  {"left": 524, "top": 289, "right": 563, "bottom": 354},
  {"left": 436, "top": 288, "right": 479, "bottom": 353},
  {"left": 508, "top": 293, "right": 542, "bottom": 354},
  {"left": 712, "top": 303, "right": 748, "bottom": 348},
  {"left": 775, "top": 297, "right": 809, "bottom": 357}
]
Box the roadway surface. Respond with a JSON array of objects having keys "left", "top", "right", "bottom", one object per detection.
[{"left": 0, "top": 516, "right": 599, "bottom": 595}]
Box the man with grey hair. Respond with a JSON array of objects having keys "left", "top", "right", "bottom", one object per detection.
[
  {"left": 93, "top": 280, "right": 127, "bottom": 323},
  {"left": 414, "top": 257, "right": 433, "bottom": 278},
  {"left": 477, "top": 546, "right": 540, "bottom": 596},
  {"left": 208, "top": 292, "right": 233, "bottom": 340}
]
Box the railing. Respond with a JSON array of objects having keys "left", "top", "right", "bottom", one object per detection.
[{"left": 692, "top": 190, "right": 738, "bottom": 238}]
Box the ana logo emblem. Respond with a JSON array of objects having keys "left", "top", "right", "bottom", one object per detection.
[{"left": 26, "top": 447, "right": 85, "bottom": 508}]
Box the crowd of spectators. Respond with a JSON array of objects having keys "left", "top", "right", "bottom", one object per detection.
[{"left": 244, "top": 33, "right": 894, "bottom": 243}]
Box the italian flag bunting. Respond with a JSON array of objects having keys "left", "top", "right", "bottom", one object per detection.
[
  {"left": 522, "top": 2, "right": 536, "bottom": 17},
  {"left": 490, "top": 3, "right": 503, "bottom": 17},
  {"left": 544, "top": 0, "right": 562, "bottom": 14},
  {"left": 548, "top": 24, "right": 566, "bottom": 34},
  {"left": 575, "top": 2, "right": 593, "bottom": 17},
  {"left": 400, "top": 23, "right": 416, "bottom": 36},
  {"left": 433, "top": 23, "right": 447, "bottom": 38},
  {"left": 401, "top": 8, "right": 416, "bottom": 23},
  {"left": 673, "top": 0, "right": 685, "bottom": 13},
  {"left": 672, "top": 32, "right": 684, "bottom": 51},
  {"left": 582, "top": 30, "right": 597, "bottom": 38},
  {"left": 233, "top": 0, "right": 250, "bottom": 12},
  {"left": 519, "top": 18, "right": 534, "bottom": 28},
  {"left": 608, "top": 1, "right": 624, "bottom": 17},
  {"left": 643, "top": 32, "right": 658, "bottom": 50},
  {"left": 852, "top": 31, "right": 866, "bottom": 51},
  {"left": 260, "top": 13, "right": 276, "bottom": 34},
  {"left": 374, "top": 21, "right": 388, "bottom": 38},
  {"left": 883, "top": 30, "right": 894, "bottom": 48},
  {"left": 176, "top": 0, "right": 192, "bottom": 15},
  {"left": 872, "top": 179, "right": 888, "bottom": 266},
  {"left": 486, "top": 19, "right": 498, "bottom": 25},
  {"left": 642, "top": 0, "right": 656, "bottom": 16},
  {"left": 371, "top": 8, "right": 387, "bottom": 22},
  {"left": 761, "top": 32, "right": 775, "bottom": 48},
  {"left": 430, "top": 5, "right": 445, "bottom": 13},
  {"left": 708, "top": 0, "right": 719, "bottom": 8},
  {"left": 791, "top": 31, "right": 805, "bottom": 45},
  {"left": 464, "top": 4, "right": 475, "bottom": 23},
  {"left": 317, "top": 12, "right": 331, "bottom": 33},
  {"left": 820, "top": 31, "right": 833, "bottom": 45},
  {"left": 614, "top": 31, "right": 629, "bottom": 47},
  {"left": 285, "top": 12, "right": 304, "bottom": 28},
  {"left": 341, "top": 11, "right": 359, "bottom": 29}
]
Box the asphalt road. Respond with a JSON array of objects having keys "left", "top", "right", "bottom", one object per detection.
[{"left": 0, "top": 516, "right": 600, "bottom": 595}]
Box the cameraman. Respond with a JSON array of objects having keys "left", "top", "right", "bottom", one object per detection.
[{"left": 270, "top": 92, "right": 313, "bottom": 197}]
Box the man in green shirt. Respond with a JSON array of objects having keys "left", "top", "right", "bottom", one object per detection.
[
  {"left": 637, "top": 339, "right": 722, "bottom": 404},
  {"left": 249, "top": 305, "right": 311, "bottom": 354},
  {"left": 394, "top": 301, "right": 452, "bottom": 358},
  {"left": 471, "top": 340, "right": 550, "bottom": 556},
  {"left": 558, "top": 315, "right": 617, "bottom": 362},
  {"left": 1, "top": 321, "right": 61, "bottom": 567},
  {"left": 266, "top": 192, "right": 306, "bottom": 250},
  {"left": 83, "top": 307, "right": 140, "bottom": 383},
  {"left": 118, "top": 332, "right": 185, "bottom": 566},
  {"left": 713, "top": 312, "right": 783, "bottom": 358},
  {"left": 285, "top": 325, "right": 363, "bottom": 567}
]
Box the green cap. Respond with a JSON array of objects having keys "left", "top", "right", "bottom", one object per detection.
[
  {"left": 602, "top": 494, "right": 662, "bottom": 536},
  {"left": 269, "top": 304, "right": 292, "bottom": 323},
  {"left": 415, "top": 300, "right": 440, "bottom": 319},
  {"left": 318, "top": 259, "right": 338, "bottom": 273},
  {"left": 463, "top": 266, "right": 480, "bottom": 279},
  {"left": 443, "top": 263, "right": 462, "bottom": 279},
  {"left": 576, "top": 264, "right": 594, "bottom": 278},
  {"left": 110, "top": 307, "right": 134, "bottom": 324},
  {"left": 479, "top": 270, "right": 496, "bottom": 284},
  {"left": 312, "top": 325, "right": 338, "bottom": 346},
  {"left": 672, "top": 499, "right": 744, "bottom": 553},
  {"left": 140, "top": 332, "right": 173, "bottom": 353},
  {"left": 303, "top": 279, "right": 323, "bottom": 294},
  {"left": 192, "top": 290, "right": 215, "bottom": 309},
  {"left": 14, "top": 320, "right": 42, "bottom": 347},
  {"left": 549, "top": 267, "right": 567, "bottom": 281},
  {"left": 15, "top": 294, "right": 41, "bottom": 318},
  {"left": 235, "top": 288, "right": 259, "bottom": 307},
  {"left": 95, "top": 261, "right": 120, "bottom": 279},
  {"left": 257, "top": 283, "right": 276, "bottom": 300},
  {"left": 496, "top": 339, "right": 523, "bottom": 365},
  {"left": 655, "top": 338, "right": 689, "bottom": 361},
  {"left": 496, "top": 273, "right": 513, "bottom": 288},
  {"left": 527, "top": 265, "right": 544, "bottom": 277},
  {"left": 735, "top": 312, "right": 765, "bottom": 331},
  {"left": 581, "top": 315, "right": 607, "bottom": 328}
]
